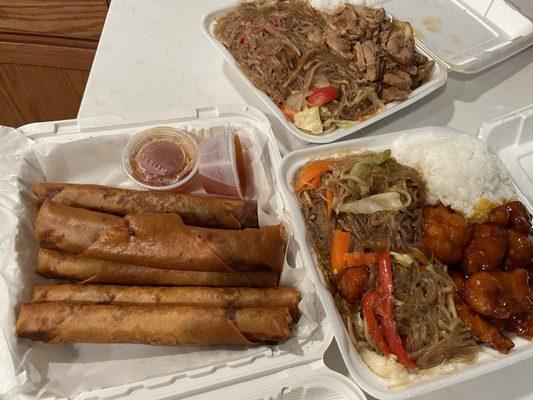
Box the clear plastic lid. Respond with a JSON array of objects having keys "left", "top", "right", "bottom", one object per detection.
[{"left": 122, "top": 126, "right": 198, "bottom": 191}]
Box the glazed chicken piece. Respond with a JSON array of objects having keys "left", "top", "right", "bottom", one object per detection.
[
  {"left": 489, "top": 201, "right": 532, "bottom": 234},
  {"left": 448, "top": 270, "right": 515, "bottom": 354},
  {"left": 337, "top": 266, "right": 370, "bottom": 303},
  {"left": 463, "top": 269, "right": 532, "bottom": 319},
  {"left": 461, "top": 224, "right": 508, "bottom": 275},
  {"left": 454, "top": 298, "right": 515, "bottom": 354},
  {"left": 448, "top": 269, "right": 466, "bottom": 294},
  {"left": 505, "top": 229, "right": 533, "bottom": 269},
  {"left": 489, "top": 318, "right": 508, "bottom": 331},
  {"left": 506, "top": 312, "right": 533, "bottom": 339},
  {"left": 420, "top": 204, "right": 473, "bottom": 264}
]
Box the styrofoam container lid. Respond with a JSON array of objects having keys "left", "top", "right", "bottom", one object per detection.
[
  {"left": 479, "top": 104, "right": 533, "bottom": 208},
  {"left": 184, "top": 362, "right": 366, "bottom": 400},
  {"left": 382, "top": 0, "right": 533, "bottom": 73}
]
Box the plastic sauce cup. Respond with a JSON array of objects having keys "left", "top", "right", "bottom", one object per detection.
[
  {"left": 198, "top": 129, "right": 246, "bottom": 198},
  {"left": 123, "top": 126, "right": 198, "bottom": 191}
]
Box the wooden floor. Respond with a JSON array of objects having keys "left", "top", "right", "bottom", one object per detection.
[{"left": 0, "top": 1, "right": 109, "bottom": 128}]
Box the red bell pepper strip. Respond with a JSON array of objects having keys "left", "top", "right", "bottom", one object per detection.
[
  {"left": 362, "top": 291, "right": 391, "bottom": 356},
  {"left": 377, "top": 252, "right": 417, "bottom": 369},
  {"left": 307, "top": 86, "right": 340, "bottom": 107},
  {"left": 278, "top": 104, "right": 296, "bottom": 121}
]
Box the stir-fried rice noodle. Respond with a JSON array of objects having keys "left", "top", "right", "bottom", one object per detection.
[
  {"left": 296, "top": 151, "right": 479, "bottom": 371},
  {"left": 298, "top": 152, "right": 424, "bottom": 264},
  {"left": 215, "top": 0, "right": 435, "bottom": 132}
]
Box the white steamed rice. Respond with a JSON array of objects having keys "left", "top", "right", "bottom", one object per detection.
[{"left": 392, "top": 133, "right": 516, "bottom": 217}]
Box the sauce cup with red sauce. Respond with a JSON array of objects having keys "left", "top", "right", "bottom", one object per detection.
[{"left": 122, "top": 126, "right": 198, "bottom": 191}]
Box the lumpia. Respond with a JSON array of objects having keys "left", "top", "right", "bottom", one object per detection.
[
  {"left": 34, "top": 183, "right": 258, "bottom": 229},
  {"left": 16, "top": 303, "right": 292, "bottom": 345},
  {"left": 31, "top": 284, "right": 300, "bottom": 319},
  {"left": 37, "top": 249, "right": 278, "bottom": 288},
  {"left": 34, "top": 200, "right": 287, "bottom": 273}
]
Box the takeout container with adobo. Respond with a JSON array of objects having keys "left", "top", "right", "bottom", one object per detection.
[
  {"left": 0, "top": 104, "right": 367, "bottom": 400},
  {"left": 202, "top": 0, "right": 533, "bottom": 143},
  {"left": 277, "top": 104, "right": 533, "bottom": 399}
]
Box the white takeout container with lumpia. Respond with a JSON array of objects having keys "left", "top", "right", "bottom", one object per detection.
[
  {"left": 0, "top": 104, "right": 366, "bottom": 400},
  {"left": 277, "top": 104, "right": 533, "bottom": 399},
  {"left": 202, "top": 0, "right": 533, "bottom": 144}
]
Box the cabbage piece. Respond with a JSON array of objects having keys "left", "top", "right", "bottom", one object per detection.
[
  {"left": 336, "top": 192, "right": 406, "bottom": 214},
  {"left": 319, "top": 105, "right": 332, "bottom": 119},
  {"left": 348, "top": 149, "right": 391, "bottom": 178},
  {"left": 367, "top": 149, "right": 391, "bottom": 165},
  {"left": 365, "top": 86, "right": 385, "bottom": 111},
  {"left": 390, "top": 252, "right": 414, "bottom": 267},
  {"left": 294, "top": 106, "right": 323, "bottom": 135},
  {"left": 340, "top": 149, "right": 392, "bottom": 195},
  {"left": 284, "top": 92, "right": 305, "bottom": 112},
  {"left": 359, "top": 348, "right": 408, "bottom": 385},
  {"left": 323, "top": 119, "right": 357, "bottom": 130}
]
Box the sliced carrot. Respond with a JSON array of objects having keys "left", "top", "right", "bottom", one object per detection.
[
  {"left": 326, "top": 189, "right": 334, "bottom": 217},
  {"left": 331, "top": 230, "right": 351, "bottom": 274},
  {"left": 344, "top": 252, "right": 376, "bottom": 267},
  {"left": 294, "top": 160, "right": 331, "bottom": 192}
]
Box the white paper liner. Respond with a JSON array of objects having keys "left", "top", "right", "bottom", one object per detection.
[{"left": 0, "top": 120, "right": 323, "bottom": 398}]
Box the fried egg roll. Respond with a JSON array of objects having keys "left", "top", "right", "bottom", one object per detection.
[
  {"left": 34, "top": 200, "right": 287, "bottom": 273},
  {"left": 16, "top": 303, "right": 292, "bottom": 345},
  {"left": 34, "top": 182, "right": 258, "bottom": 229},
  {"left": 30, "top": 284, "right": 300, "bottom": 319},
  {"left": 37, "top": 249, "right": 278, "bottom": 288}
]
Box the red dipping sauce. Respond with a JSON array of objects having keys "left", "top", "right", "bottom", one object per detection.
[{"left": 123, "top": 127, "right": 198, "bottom": 191}]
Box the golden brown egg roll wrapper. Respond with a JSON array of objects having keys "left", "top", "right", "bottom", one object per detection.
[
  {"left": 31, "top": 284, "right": 300, "bottom": 319},
  {"left": 35, "top": 200, "right": 120, "bottom": 254},
  {"left": 34, "top": 200, "right": 287, "bottom": 273},
  {"left": 37, "top": 249, "right": 278, "bottom": 288},
  {"left": 34, "top": 182, "right": 258, "bottom": 229},
  {"left": 16, "top": 303, "right": 292, "bottom": 345}
]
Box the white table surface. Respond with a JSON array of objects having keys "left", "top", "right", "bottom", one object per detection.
[{"left": 79, "top": 0, "right": 533, "bottom": 399}]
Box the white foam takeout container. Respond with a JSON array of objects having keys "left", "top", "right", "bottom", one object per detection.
[
  {"left": 1, "top": 104, "right": 366, "bottom": 400},
  {"left": 201, "top": 0, "right": 533, "bottom": 144},
  {"left": 277, "top": 104, "right": 533, "bottom": 400}
]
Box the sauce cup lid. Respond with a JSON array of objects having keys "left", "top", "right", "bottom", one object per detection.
[{"left": 122, "top": 126, "right": 198, "bottom": 191}]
